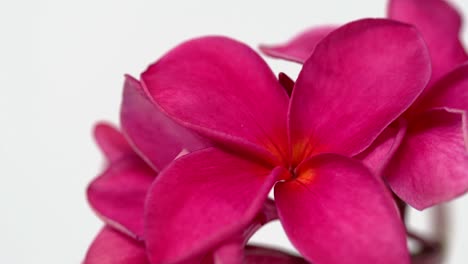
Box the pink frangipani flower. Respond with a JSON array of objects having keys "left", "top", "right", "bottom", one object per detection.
[
  {"left": 140, "top": 19, "right": 431, "bottom": 264},
  {"left": 85, "top": 122, "right": 283, "bottom": 263},
  {"left": 260, "top": 0, "right": 468, "bottom": 210}
]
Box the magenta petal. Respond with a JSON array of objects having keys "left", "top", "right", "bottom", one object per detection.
[
  {"left": 388, "top": 0, "right": 468, "bottom": 85},
  {"left": 84, "top": 227, "right": 149, "bottom": 264},
  {"left": 355, "top": 119, "right": 407, "bottom": 177},
  {"left": 142, "top": 36, "right": 289, "bottom": 164},
  {"left": 419, "top": 63, "right": 468, "bottom": 112},
  {"left": 211, "top": 240, "right": 244, "bottom": 264},
  {"left": 259, "top": 26, "right": 337, "bottom": 63},
  {"left": 244, "top": 245, "right": 307, "bottom": 264},
  {"left": 94, "top": 122, "right": 134, "bottom": 162},
  {"left": 275, "top": 154, "right": 410, "bottom": 264},
  {"left": 258, "top": 198, "right": 278, "bottom": 223},
  {"left": 209, "top": 199, "right": 279, "bottom": 264},
  {"left": 278, "top": 72, "right": 295, "bottom": 97},
  {"left": 120, "top": 75, "right": 209, "bottom": 172},
  {"left": 386, "top": 108, "right": 468, "bottom": 209},
  {"left": 144, "top": 148, "right": 282, "bottom": 264},
  {"left": 206, "top": 244, "right": 307, "bottom": 264},
  {"left": 205, "top": 200, "right": 280, "bottom": 264},
  {"left": 87, "top": 155, "right": 155, "bottom": 240},
  {"left": 289, "top": 19, "right": 431, "bottom": 161}
]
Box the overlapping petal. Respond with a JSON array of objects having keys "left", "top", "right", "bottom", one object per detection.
[
  {"left": 142, "top": 36, "right": 290, "bottom": 165},
  {"left": 209, "top": 200, "right": 279, "bottom": 264},
  {"left": 94, "top": 122, "right": 134, "bottom": 162},
  {"left": 388, "top": 0, "right": 468, "bottom": 86},
  {"left": 84, "top": 228, "right": 307, "bottom": 264},
  {"left": 144, "top": 147, "right": 283, "bottom": 264},
  {"left": 278, "top": 72, "right": 295, "bottom": 97},
  {"left": 259, "top": 26, "right": 337, "bottom": 63},
  {"left": 87, "top": 153, "right": 155, "bottom": 240},
  {"left": 244, "top": 245, "right": 307, "bottom": 264},
  {"left": 120, "top": 75, "right": 209, "bottom": 172},
  {"left": 355, "top": 119, "right": 407, "bottom": 176},
  {"left": 211, "top": 240, "right": 244, "bottom": 264},
  {"left": 275, "top": 154, "right": 410, "bottom": 264},
  {"left": 289, "top": 19, "right": 431, "bottom": 163},
  {"left": 211, "top": 244, "right": 308, "bottom": 264},
  {"left": 386, "top": 108, "right": 468, "bottom": 209},
  {"left": 84, "top": 227, "right": 149, "bottom": 264},
  {"left": 419, "top": 63, "right": 468, "bottom": 112}
]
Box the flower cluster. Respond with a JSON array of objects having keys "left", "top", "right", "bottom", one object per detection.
[{"left": 84, "top": 0, "right": 468, "bottom": 263}]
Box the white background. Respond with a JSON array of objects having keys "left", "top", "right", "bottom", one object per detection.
[{"left": 1, "top": 0, "right": 468, "bottom": 263}]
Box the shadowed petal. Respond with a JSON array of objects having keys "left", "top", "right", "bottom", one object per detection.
[
  {"left": 258, "top": 198, "right": 278, "bottom": 223},
  {"left": 385, "top": 108, "right": 468, "bottom": 209},
  {"left": 83, "top": 227, "right": 149, "bottom": 264},
  {"left": 120, "top": 75, "right": 209, "bottom": 172},
  {"left": 278, "top": 72, "right": 295, "bottom": 97},
  {"left": 355, "top": 119, "right": 407, "bottom": 177},
  {"left": 144, "top": 148, "right": 283, "bottom": 264},
  {"left": 259, "top": 26, "right": 337, "bottom": 63},
  {"left": 209, "top": 199, "right": 280, "bottom": 264},
  {"left": 212, "top": 240, "right": 244, "bottom": 264},
  {"left": 244, "top": 245, "right": 308, "bottom": 264},
  {"left": 142, "top": 36, "right": 289, "bottom": 165},
  {"left": 87, "top": 155, "right": 155, "bottom": 240},
  {"left": 289, "top": 19, "right": 431, "bottom": 163},
  {"left": 388, "top": 0, "right": 467, "bottom": 86},
  {"left": 275, "top": 154, "right": 410, "bottom": 264},
  {"left": 94, "top": 123, "right": 134, "bottom": 162},
  {"left": 419, "top": 63, "right": 468, "bottom": 112}
]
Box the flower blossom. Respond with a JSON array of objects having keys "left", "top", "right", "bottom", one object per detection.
[
  {"left": 84, "top": 121, "right": 292, "bottom": 263},
  {"left": 260, "top": 0, "right": 468, "bottom": 210},
  {"left": 139, "top": 19, "right": 431, "bottom": 264}
]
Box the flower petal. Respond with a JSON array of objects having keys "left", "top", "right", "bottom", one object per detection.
[
  {"left": 259, "top": 26, "right": 337, "bottom": 63},
  {"left": 258, "top": 198, "right": 278, "bottom": 223},
  {"left": 142, "top": 36, "right": 289, "bottom": 165},
  {"left": 385, "top": 108, "right": 468, "bottom": 210},
  {"left": 355, "top": 119, "right": 407, "bottom": 177},
  {"left": 388, "top": 0, "right": 467, "bottom": 85},
  {"left": 144, "top": 148, "right": 282, "bottom": 264},
  {"left": 83, "top": 227, "right": 149, "bottom": 264},
  {"left": 87, "top": 155, "right": 155, "bottom": 240},
  {"left": 419, "top": 63, "right": 468, "bottom": 112},
  {"left": 278, "top": 72, "right": 295, "bottom": 97},
  {"left": 289, "top": 19, "right": 431, "bottom": 162},
  {"left": 199, "top": 200, "right": 280, "bottom": 264},
  {"left": 244, "top": 245, "right": 308, "bottom": 264},
  {"left": 275, "top": 154, "right": 410, "bottom": 264},
  {"left": 209, "top": 199, "right": 279, "bottom": 264},
  {"left": 94, "top": 122, "right": 134, "bottom": 162},
  {"left": 120, "top": 75, "right": 209, "bottom": 172},
  {"left": 212, "top": 240, "right": 244, "bottom": 264}
]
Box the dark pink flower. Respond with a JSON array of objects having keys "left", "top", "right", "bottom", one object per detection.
[
  {"left": 85, "top": 122, "right": 282, "bottom": 263},
  {"left": 260, "top": 0, "right": 468, "bottom": 210},
  {"left": 140, "top": 19, "right": 431, "bottom": 264},
  {"left": 383, "top": 0, "right": 468, "bottom": 210}
]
